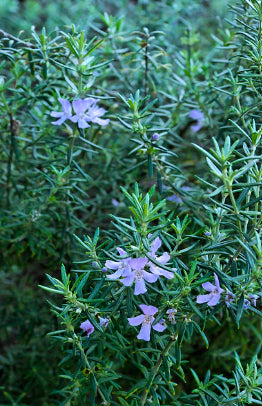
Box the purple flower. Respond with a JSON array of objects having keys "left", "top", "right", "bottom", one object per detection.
[
  {"left": 51, "top": 97, "right": 109, "bottom": 128},
  {"left": 106, "top": 248, "right": 131, "bottom": 280},
  {"left": 197, "top": 273, "right": 224, "bottom": 306},
  {"left": 99, "top": 317, "right": 109, "bottom": 328},
  {"left": 86, "top": 103, "right": 110, "bottom": 126},
  {"left": 166, "top": 308, "right": 177, "bottom": 324},
  {"left": 189, "top": 109, "right": 204, "bottom": 132},
  {"left": 205, "top": 231, "right": 212, "bottom": 237},
  {"left": 128, "top": 304, "right": 166, "bottom": 341},
  {"left": 244, "top": 298, "right": 250, "bottom": 309},
  {"left": 121, "top": 257, "right": 158, "bottom": 295},
  {"left": 248, "top": 294, "right": 259, "bottom": 307},
  {"left": 80, "top": 319, "right": 94, "bottom": 337},
  {"left": 244, "top": 294, "right": 259, "bottom": 309},
  {"left": 50, "top": 98, "right": 72, "bottom": 125},
  {"left": 167, "top": 186, "right": 191, "bottom": 204},
  {"left": 112, "top": 198, "right": 120, "bottom": 207},
  {"left": 148, "top": 237, "right": 174, "bottom": 279},
  {"left": 70, "top": 98, "right": 95, "bottom": 129},
  {"left": 167, "top": 194, "right": 182, "bottom": 203},
  {"left": 225, "top": 291, "right": 235, "bottom": 308}
]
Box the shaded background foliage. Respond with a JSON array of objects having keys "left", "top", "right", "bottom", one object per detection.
[{"left": 3, "top": 0, "right": 262, "bottom": 405}]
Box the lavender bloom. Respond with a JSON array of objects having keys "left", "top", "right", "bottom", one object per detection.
[
  {"left": 167, "top": 186, "right": 191, "bottom": 204},
  {"left": 112, "top": 198, "right": 120, "bottom": 207},
  {"left": 244, "top": 298, "right": 251, "bottom": 309},
  {"left": 101, "top": 267, "right": 107, "bottom": 273},
  {"left": 189, "top": 109, "right": 204, "bottom": 132},
  {"left": 70, "top": 98, "right": 95, "bottom": 128},
  {"left": 51, "top": 97, "right": 109, "bottom": 128},
  {"left": 166, "top": 308, "right": 177, "bottom": 324},
  {"left": 80, "top": 319, "right": 94, "bottom": 337},
  {"left": 225, "top": 291, "right": 235, "bottom": 308},
  {"left": 121, "top": 257, "right": 158, "bottom": 295},
  {"left": 243, "top": 294, "right": 259, "bottom": 309},
  {"left": 106, "top": 248, "right": 131, "bottom": 280},
  {"left": 50, "top": 98, "right": 72, "bottom": 125},
  {"left": 99, "top": 317, "right": 109, "bottom": 328},
  {"left": 148, "top": 237, "right": 174, "bottom": 279},
  {"left": 167, "top": 195, "right": 182, "bottom": 203},
  {"left": 128, "top": 304, "right": 166, "bottom": 341},
  {"left": 197, "top": 273, "right": 224, "bottom": 306},
  {"left": 248, "top": 294, "right": 259, "bottom": 307},
  {"left": 205, "top": 231, "right": 212, "bottom": 237},
  {"left": 86, "top": 103, "right": 110, "bottom": 126}
]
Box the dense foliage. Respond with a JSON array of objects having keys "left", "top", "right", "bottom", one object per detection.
[{"left": 2, "top": 0, "right": 262, "bottom": 405}]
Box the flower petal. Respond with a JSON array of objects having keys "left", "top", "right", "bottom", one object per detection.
[
  {"left": 202, "top": 282, "right": 215, "bottom": 292},
  {"left": 106, "top": 268, "right": 124, "bottom": 280},
  {"left": 58, "top": 98, "right": 72, "bottom": 114},
  {"left": 116, "top": 247, "right": 127, "bottom": 256},
  {"left": 128, "top": 315, "right": 145, "bottom": 326},
  {"left": 73, "top": 99, "right": 90, "bottom": 114},
  {"left": 99, "top": 317, "right": 109, "bottom": 328},
  {"left": 50, "top": 111, "right": 63, "bottom": 118},
  {"left": 92, "top": 117, "right": 110, "bottom": 126},
  {"left": 140, "top": 304, "right": 158, "bottom": 315},
  {"left": 80, "top": 319, "right": 94, "bottom": 337},
  {"left": 207, "top": 294, "right": 221, "bottom": 306},
  {"left": 167, "top": 194, "right": 182, "bottom": 203},
  {"left": 51, "top": 117, "right": 67, "bottom": 125},
  {"left": 121, "top": 273, "right": 135, "bottom": 286},
  {"left": 137, "top": 323, "right": 151, "bottom": 341},
  {"left": 122, "top": 265, "right": 132, "bottom": 277},
  {"left": 214, "top": 273, "right": 221, "bottom": 291},
  {"left": 189, "top": 109, "right": 204, "bottom": 120},
  {"left": 190, "top": 123, "right": 202, "bottom": 132},
  {"left": 142, "top": 270, "right": 158, "bottom": 283},
  {"left": 159, "top": 269, "right": 174, "bottom": 279},
  {"left": 157, "top": 252, "right": 170, "bottom": 264},
  {"left": 105, "top": 260, "right": 120, "bottom": 270},
  {"left": 150, "top": 237, "right": 161, "bottom": 254},
  {"left": 69, "top": 115, "right": 79, "bottom": 123},
  {"left": 84, "top": 97, "right": 96, "bottom": 108},
  {"left": 130, "top": 257, "right": 148, "bottom": 270},
  {"left": 134, "top": 278, "right": 147, "bottom": 295},
  {"left": 196, "top": 294, "right": 211, "bottom": 304},
  {"left": 153, "top": 322, "right": 166, "bottom": 332},
  {"left": 78, "top": 118, "right": 90, "bottom": 129}
]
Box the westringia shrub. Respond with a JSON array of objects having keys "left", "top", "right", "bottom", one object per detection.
[{"left": 2, "top": 0, "right": 262, "bottom": 405}]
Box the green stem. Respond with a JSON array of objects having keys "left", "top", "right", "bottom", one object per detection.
[
  {"left": 225, "top": 180, "right": 243, "bottom": 241},
  {"left": 76, "top": 341, "right": 109, "bottom": 405},
  {"left": 6, "top": 139, "right": 13, "bottom": 209},
  {"left": 67, "top": 135, "right": 76, "bottom": 167},
  {"left": 141, "top": 335, "right": 177, "bottom": 405},
  {"left": 144, "top": 39, "right": 149, "bottom": 97}
]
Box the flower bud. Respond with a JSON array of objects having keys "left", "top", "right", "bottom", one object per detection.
[{"left": 152, "top": 133, "right": 160, "bottom": 141}]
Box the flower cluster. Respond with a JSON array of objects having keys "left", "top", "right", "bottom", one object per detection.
[
  {"left": 128, "top": 305, "right": 166, "bottom": 341},
  {"left": 104, "top": 236, "right": 175, "bottom": 341},
  {"left": 197, "top": 273, "right": 260, "bottom": 310},
  {"left": 196, "top": 273, "right": 224, "bottom": 307},
  {"left": 189, "top": 109, "right": 204, "bottom": 132},
  {"left": 51, "top": 97, "right": 110, "bottom": 128},
  {"left": 105, "top": 237, "right": 175, "bottom": 295}
]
